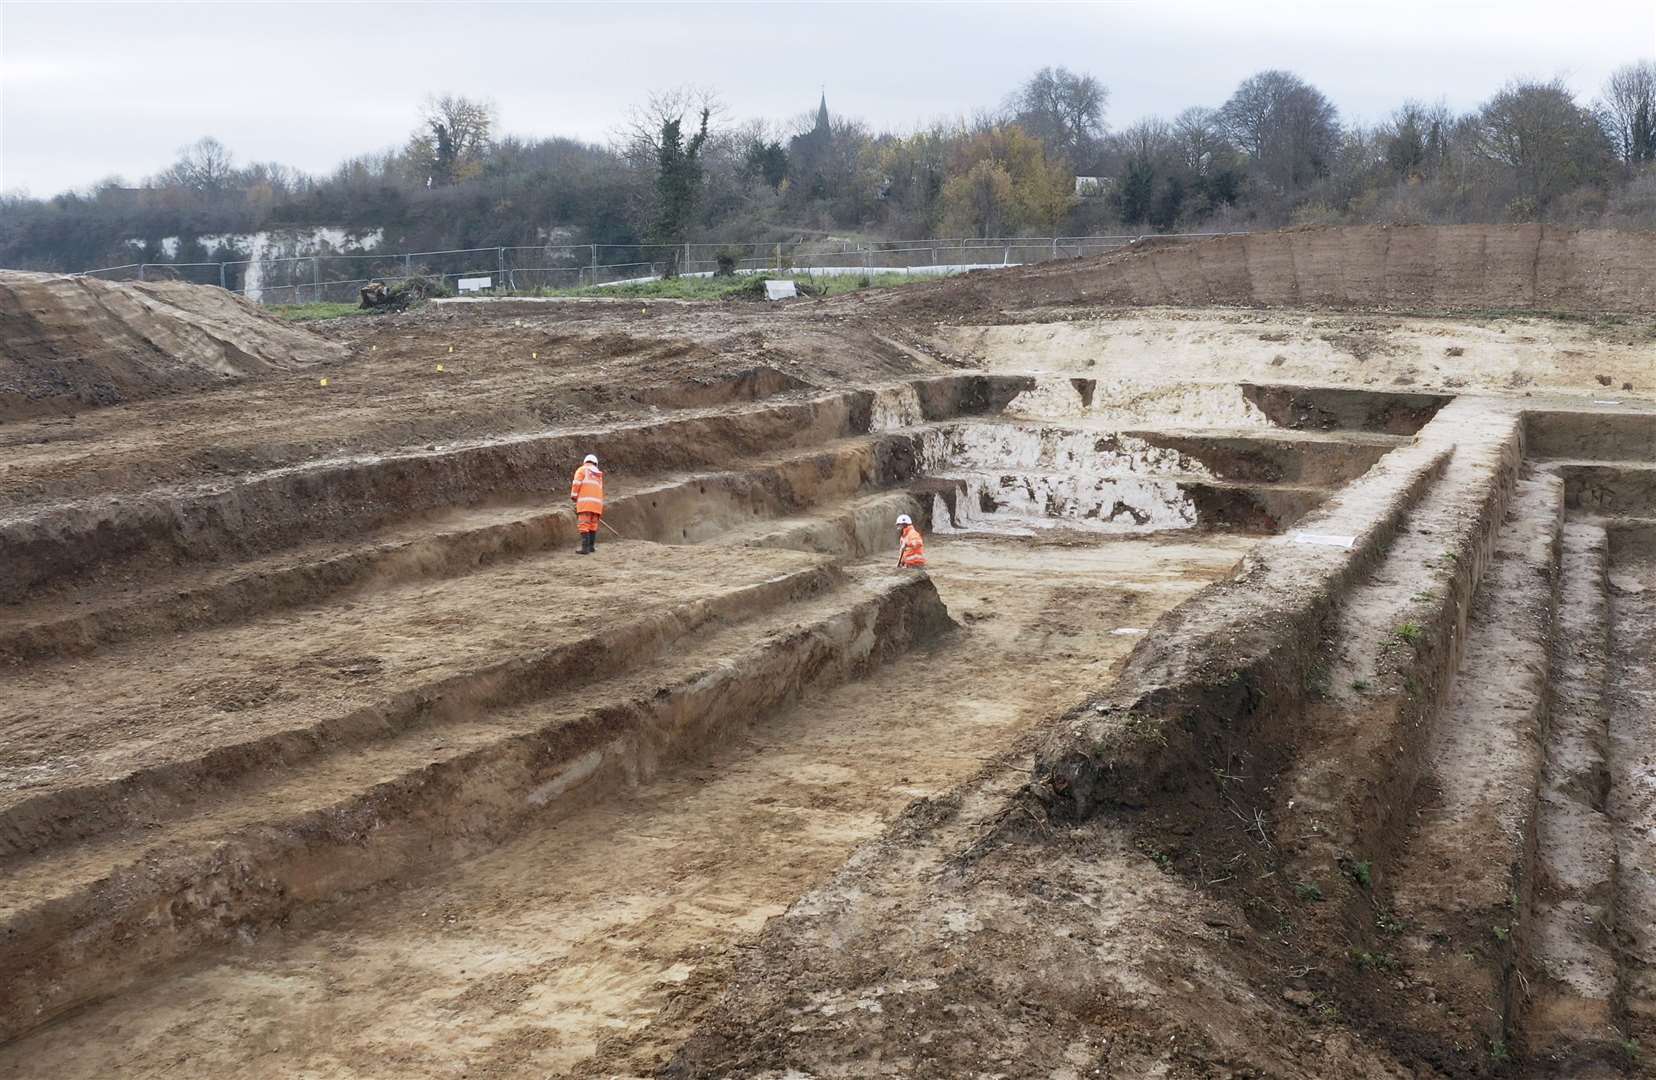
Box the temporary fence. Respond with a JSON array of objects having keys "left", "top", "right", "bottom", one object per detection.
[{"left": 67, "top": 232, "right": 1244, "bottom": 305}]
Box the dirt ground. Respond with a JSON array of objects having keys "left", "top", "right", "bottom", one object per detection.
[
  {"left": 3, "top": 229, "right": 1655, "bottom": 1079},
  {"left": 0, "top": 271, "right": 345, "bottom": 421},
  {"left": 0, "top": 534, "right": 1252, "bottom": 1079},
  {"left": 5, "top": 293, "right": 1652, "bottom": 509},
  {"left": 945, "top": 307, "right": 1656, "bottom": 400}
]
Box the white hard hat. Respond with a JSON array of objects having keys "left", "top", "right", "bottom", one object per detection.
[
  {"left": 583, "top": 454, "right": 599, "bottom": 464},
  {"left": 895, "top": 514, "right": 913, "bottom": 526}
]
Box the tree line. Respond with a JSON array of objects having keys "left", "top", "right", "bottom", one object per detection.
[{"left": 2, "top": 61, "right": 1654, "bottom": 274}]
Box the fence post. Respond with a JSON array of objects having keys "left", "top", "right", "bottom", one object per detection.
[
  {"left": 137, "top": 263, "right": 147, "bottom": 282},
  {"left": 313, "top": 256, "right": 321, "bottom": 304},
  {"left": 497, "top": 247, "right": 505, "bottom": 291},
  {"left": 404, "top": 253, "right": 412, "bottom": 277},
  {"left": 219, "top": 263, "right": 228, "bottom": 290}
]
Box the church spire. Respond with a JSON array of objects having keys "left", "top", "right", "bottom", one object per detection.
[{"left": 815, "top": 89, "right": 830, "bottom": 135}]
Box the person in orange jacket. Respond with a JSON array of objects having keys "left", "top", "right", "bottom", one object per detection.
[
  {"left": 571, "top": 453, "right": 605, "bottom": 554},
  {"left": 896, "top": 513, "right": 927, "bottom": 569}
]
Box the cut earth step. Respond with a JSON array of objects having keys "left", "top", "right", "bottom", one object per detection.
[
  {"left": 0, "top": 547, "right": 834, "bottom": 861},
  {"left": 0, "top": 565, "right": 950, "bottom": 1043},
  {"left": 1524, "top": 522, "right": 1627, "bottom": 1072},
  {"left": 1388, "top": 473, "right": 1563, "bottom": 1064},
  {"left": 0, "top": 532, "right": 1253, "bottom": 1079}
]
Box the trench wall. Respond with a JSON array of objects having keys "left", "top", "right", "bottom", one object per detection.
[{"left": 935, "top": 225, "right": 1656, "bottom": 315}]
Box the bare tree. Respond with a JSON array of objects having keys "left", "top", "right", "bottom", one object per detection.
[
  {"left": 1007, "top": 66, "right": 1108, "bottom": 164},
  {"left": 620, "top": 86, "right": 725, "bottom": 167},
  {"left": 1475, "top": 78, "right": 1613, "bottom": 208},
  {"left": 160, "top": 137, "right": 236, "bottom": 193},
  {"left": 1383, "top": 100, "right": 1454, "bottom": 180},
  {"left": 616, "top": 87, "right": 725, "bottom": 255},
  {"left": 1601, "top": 60, "right": 1656, "bottom": 166},
  {"left": 1218, "top": 70, "right": 1341, "bottom": 193},
  {"left": 1170, "top": 107, "right": 1232, "bottom": 176}
]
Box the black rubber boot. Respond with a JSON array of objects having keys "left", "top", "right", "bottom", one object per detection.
[
  {"left": 589, "top": 528, "right": 599, "bottom": 551},
  {"left": 577, "top": 532, "right": 593, "bottom": 555}
]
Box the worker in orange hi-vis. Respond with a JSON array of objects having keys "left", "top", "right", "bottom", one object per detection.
[
  {"left": 895, "top": 513, "right": 927, "bottom": 569},
  {"left": 571, "top": 453, "right": 605, "bottom": 555}
]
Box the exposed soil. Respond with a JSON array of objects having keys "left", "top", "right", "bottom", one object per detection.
[
  {"left": 0, "top": 271, "right": 345, "bottom": 420},
  {"left": 878, "top": 225, "right": 1656, "bottom": 320},
  {"left": 0, "top": 535, "right": 1250, "bottom": 1078},
  {"left": 3, "top": 229, "right": 1655, "bottom": 1079}
]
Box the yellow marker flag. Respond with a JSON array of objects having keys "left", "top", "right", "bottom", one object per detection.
[
  {"left": 436, "top": 363, "right": 445, "bottom": 372},
  {"left": 532, "top": 352, "right": 538, "bottom": 359},
  {"left": 319, "top": 377, "right": 329, "bottom": 387}
]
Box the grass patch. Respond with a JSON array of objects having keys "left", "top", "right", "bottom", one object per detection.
[
  {"left": 271, "top": 302, "right": 372, "bottom": 322},
  {"left": 1394, "top": 621, "right": 1425, "bottom": 646},
  {"left": 1133, "top": 837, "right": 1175, "bottom": 872},
  {"left": 1349, "top": 949, "right": 1401, "bottom": 974},
  {"left": 1340, "top": 857, "right": 1374, "bottom": 890},
  {"left": 534, "top": 271, "right": 928, "bottom": 301}
]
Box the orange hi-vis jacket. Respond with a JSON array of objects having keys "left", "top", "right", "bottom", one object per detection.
[
  {"left": 899, "top": 524, "right": 927, "bottom": 568},
  {"left": 570, "top": 462, "right": 605, "bottom": 515}
]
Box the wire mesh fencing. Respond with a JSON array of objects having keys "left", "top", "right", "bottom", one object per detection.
[{"left": 71, "top": 232, "right": 1244, "bottom": 304}]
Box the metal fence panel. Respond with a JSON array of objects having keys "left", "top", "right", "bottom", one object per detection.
[{"left": 64, "top": 232, "right": 1244, "bottom": 303}]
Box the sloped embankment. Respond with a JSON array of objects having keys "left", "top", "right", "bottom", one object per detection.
[
  {"left": 0, "top": 271, "right": 344, "bottom": 419},
  {"left": 898, "top": 224, "right": 1656, "bottom": 316}
]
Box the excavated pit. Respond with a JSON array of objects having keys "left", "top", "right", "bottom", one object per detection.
[
  {"left": 3, "top": 241, "right": 1655, "bottom": 1078},
  {"left": 0, "top": 364, "right": 1430, "bottom": 1065}
]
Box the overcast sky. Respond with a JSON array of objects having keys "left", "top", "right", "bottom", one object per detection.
[{"left": 2, "top": 0, "right": 1652, "bottom": 197}]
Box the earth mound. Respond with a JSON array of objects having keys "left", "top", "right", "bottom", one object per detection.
[{"left": 0, "top": 272, "right": 345, "bottom": 420}]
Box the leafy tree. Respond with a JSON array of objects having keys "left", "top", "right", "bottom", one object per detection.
[
  {"left": 876, "top": 126, "right": 955, "bottom": 235},
  {"left": 1117, "top": 156, "right": 1156, "bottom": 226},
  {"left": 407, "top": 95, "right": 495, "bottom": 186},
  {"left": 1151, "top": 174, "right": 1186, "bottom": 230},
  {"left": 949, "top": 125, "right": 1073, "bottom": 234},
  {"left": 651, "top": 107, "right": 711, "bottom": 273},
  {"left": 941, "top": 159, "right": 1014, "bottom": 237},
  {"left": 743, "top": 139, "right": 788, "bottom": 190}
]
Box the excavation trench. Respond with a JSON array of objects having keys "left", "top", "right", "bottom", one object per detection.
[
  {"left": 0, "top": 370, "right": 1490, "bottom": 1069},
  {"left": 0, "top": 533, "right": 1254, "bottom": 1076}
]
